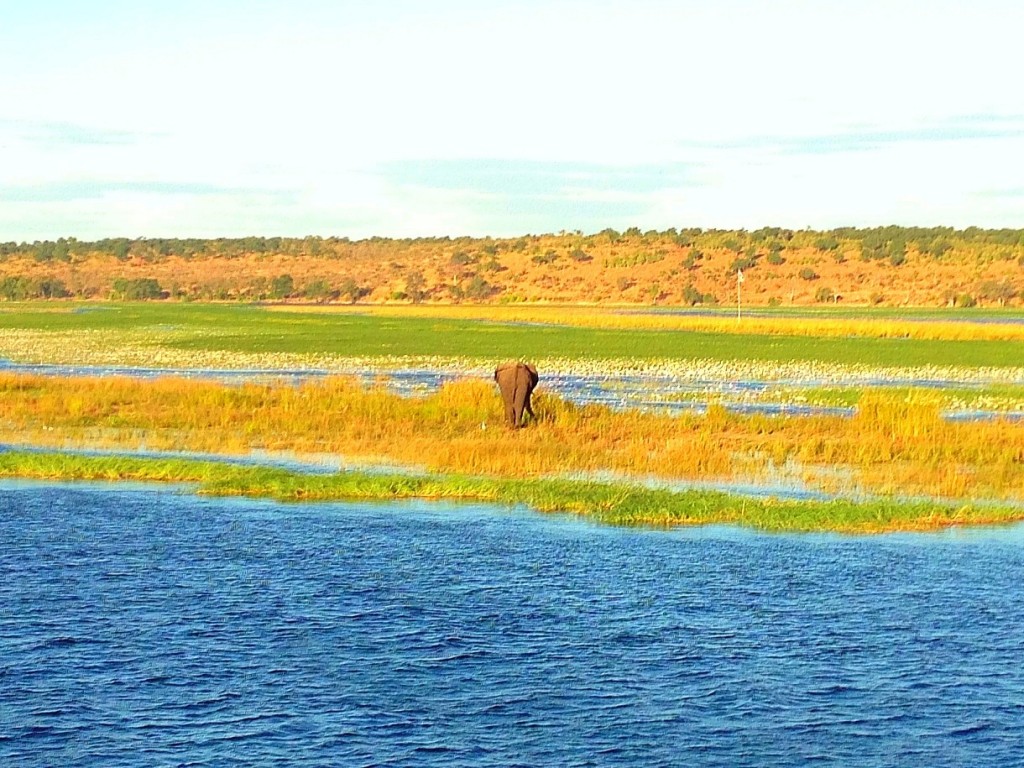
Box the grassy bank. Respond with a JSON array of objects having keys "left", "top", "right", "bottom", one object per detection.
[
  {"left": 1, "top": 449, "right": 1017, "bottom": 534},
  {"left": 1, "top": 302, "right": 1024, "bottom": 368}
]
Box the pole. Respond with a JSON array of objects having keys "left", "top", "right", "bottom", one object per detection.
[{"left": 736, "top": 269, "right": 743, "bottom": 322}]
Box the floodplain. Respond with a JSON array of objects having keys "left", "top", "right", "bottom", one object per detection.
[{"left": 1, "top": 301, "right": 1023, "bottom": 532}]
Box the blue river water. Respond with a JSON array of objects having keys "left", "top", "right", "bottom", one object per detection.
[{"left": 3, "top": 481, "right": 1024, "bottom": 767}]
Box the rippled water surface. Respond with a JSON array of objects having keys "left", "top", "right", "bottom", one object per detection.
[{"left": 3, "top": 482, "right": 1024, "bottom": 766}]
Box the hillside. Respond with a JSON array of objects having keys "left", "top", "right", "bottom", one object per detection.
[{"left": 2, "top": 226, "right": 1023, "bottom": 307}]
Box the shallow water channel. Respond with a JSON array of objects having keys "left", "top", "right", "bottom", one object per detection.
[
  {"left": 2, "top": 359, "right": 1020, "bottom": 421},
  {"left": 3, "top": 481, "right": 1023, "bottom": 766}
]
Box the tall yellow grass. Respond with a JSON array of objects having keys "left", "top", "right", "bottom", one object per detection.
[
  {"left": 1, "top": 372, "right": 1023, "bottom": 501},
  {"left": 274, "top": 304, "right": 1024, "bottom": 342}
]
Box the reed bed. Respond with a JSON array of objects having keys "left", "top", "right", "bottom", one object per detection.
[{"left": 2, "top": 372, "right": 1024, "bottom": 506}]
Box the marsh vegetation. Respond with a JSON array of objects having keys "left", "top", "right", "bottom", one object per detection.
[
  {"left": 2, "top": 370, "right": 1024, "bottom": 531},
  {"left": 1, "top": 302, "right": 1022, "bottom": 532},
  {"left": 2, "top": 450, "right": 1019, "bottom": 534}
]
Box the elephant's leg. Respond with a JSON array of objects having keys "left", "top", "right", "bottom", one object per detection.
[
  {"left": 504, "top": 395, "right": 518, "bottom": 427},
  {"left": 523, "top": 394, "right": 536, "bottom": 421},
  {"left": 512, "top": 381, "right": 529, "bottom": 427}
]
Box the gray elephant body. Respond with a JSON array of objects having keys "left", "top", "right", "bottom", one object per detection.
[{"left": 494, "top": 361, "right": 539, "bottom": 428}]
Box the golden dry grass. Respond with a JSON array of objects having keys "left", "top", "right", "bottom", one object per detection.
[
  {"left": 2, "top": 372, "right": 1024, "bottom": 504},
  {"left": 270, "top": 303, "right": 1024, "bottom": 342}
]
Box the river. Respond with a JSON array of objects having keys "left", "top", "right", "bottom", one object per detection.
[{"left": 2, "top": 481, "right": 1023, "bottom": 766}]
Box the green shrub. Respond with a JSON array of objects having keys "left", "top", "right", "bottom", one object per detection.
[
  {"left": 0, "top": 276, "right": 32, "bottom": 300},
  {"left": 815, "top": 235, "right": 840, "bottom": 251},
  {"left": 464, "top": 275, "right": 497, "bottom": 300},
  {"left": 270, "top": 274, "right": 294, "bottom": 299},
  {"left": 729, "top": 255, "right": 758, "bottom": 274},
  {"left": 112, "top": 277, "right": 164, "bottom": 300},
  {"left": 306, "top": 279, "right": 337, "bottom": 302}
]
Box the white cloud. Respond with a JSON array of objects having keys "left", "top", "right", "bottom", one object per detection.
[{"left": 1, "top": 0, "right": 1023, "bottom": 238}]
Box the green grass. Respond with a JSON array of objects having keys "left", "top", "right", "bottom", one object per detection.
[
  {"left": 755, "top": 383, "right": 1024, "bottom": 412},
  {"left": 2, "top": 449, "right": 1020, "bottom": 533},
  {"left": 784, "top": 387, "right": 863, "bottom": 407},
  {"left": 1, "top": 302, "right": 1023, "bottom": 368}
]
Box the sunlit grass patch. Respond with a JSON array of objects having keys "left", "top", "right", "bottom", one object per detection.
[
  {"left": 273, "top": 303, "right": 1024, "bottom": 342},
  {"left": 2, "top": 302, "right": 1024, "bottom": 369},
  {"left": 2, "top": 449, "right": 1022, "bottom": 534},
  {"left": 3, "top": 373, "right": 1024, "bottom": 506}
]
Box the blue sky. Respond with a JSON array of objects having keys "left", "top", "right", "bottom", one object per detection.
[{"left": 2, "top": 0, "right": 1022, "bottom": 240}]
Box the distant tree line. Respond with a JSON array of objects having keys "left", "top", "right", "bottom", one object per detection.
[
  {"left": 1, "top": 226, "right": 1022, "bottom": 306},
  {"left": 2, "top": 226, "right": 1023, "bottom": 266}
]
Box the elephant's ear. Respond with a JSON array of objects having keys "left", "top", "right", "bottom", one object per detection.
[{"left": 526, "top": 363, "right": 538, "bottom": 384}]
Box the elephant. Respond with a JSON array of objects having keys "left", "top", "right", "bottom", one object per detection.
[{"left": 494, "top": 361, "right": 539, "bottom": 428}]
